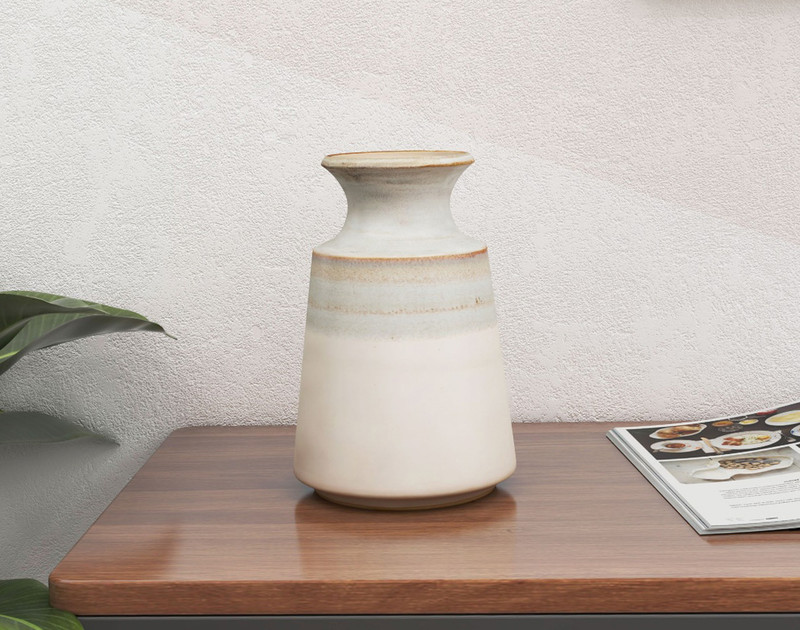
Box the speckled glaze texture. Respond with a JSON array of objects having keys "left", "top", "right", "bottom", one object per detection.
[{"left": 294, "top": 151, "right": 516, "bottom": 509}]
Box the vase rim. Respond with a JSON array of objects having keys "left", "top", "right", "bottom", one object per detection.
[{"left": 322, "top": 150, "right": 474, "bottom": 170}]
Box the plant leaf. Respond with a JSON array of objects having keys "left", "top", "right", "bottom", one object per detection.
[
  {"left": 0, "top": 295, "right": 97, "bottom": 349},
  {"left": 0, "top": 292, "right": 173, "bottom": 377},
  {"left": 0, "top": 580, "right": 82, "bottom": 630},
  {"left": 1, "top": 291, "right": 154, "bottom": 320},
  {"left": 0, "top": 615, "right": 42, "bottom": 630},
  {"left": 0, "top": 411, "right": 113, "bottom": 444}
]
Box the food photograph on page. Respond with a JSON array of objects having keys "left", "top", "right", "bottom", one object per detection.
[
  {"left": 624, "top": 401, "right": 800, "bottom": 462},
  {"left": 661, "top": 447, "right": 800, "bottom": 485}
]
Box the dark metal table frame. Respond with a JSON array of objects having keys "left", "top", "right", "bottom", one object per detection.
[{"left": 79, "top": 614, "right": 800, "bottom": 629}]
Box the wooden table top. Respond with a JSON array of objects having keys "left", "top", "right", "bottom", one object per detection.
[{"left": 50, "top": 423, "right": 800, "bottom": 615}]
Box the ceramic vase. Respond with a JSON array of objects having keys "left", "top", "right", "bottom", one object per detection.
[{"left": 294, "top": 150, "right": 516, "bottom": 510}]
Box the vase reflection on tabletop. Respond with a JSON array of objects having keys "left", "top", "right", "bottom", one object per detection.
[{"left": 294, "top": 150, "right": 516, "bottom": 510}]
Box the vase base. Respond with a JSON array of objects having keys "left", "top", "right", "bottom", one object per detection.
[{"left": 315, "top": 486, "right": 496, "bottom": 511}]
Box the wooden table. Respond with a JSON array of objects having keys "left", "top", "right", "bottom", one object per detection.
[{"left": 50, "top": 423, "right": 800, "bottom": 629}]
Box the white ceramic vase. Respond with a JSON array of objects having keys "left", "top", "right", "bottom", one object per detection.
[{"left": 294, "top": 150, "right": 516, "bottom": 510}]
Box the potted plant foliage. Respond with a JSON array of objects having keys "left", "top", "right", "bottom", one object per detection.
[{"left": 0, "top": 291, "right": 171, "bottom": 630}]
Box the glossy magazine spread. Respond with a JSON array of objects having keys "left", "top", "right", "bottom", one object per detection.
[{"left": 607, "top": 401, "right": 800, "bottom": 534}]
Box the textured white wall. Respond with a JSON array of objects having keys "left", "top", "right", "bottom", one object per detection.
[{"left": 2, "top": 0, "right": 800, "bottom": 580}]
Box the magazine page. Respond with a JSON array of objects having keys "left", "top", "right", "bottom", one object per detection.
[{"left": 611, "top": 401, "right": 800, "bottom": 532}]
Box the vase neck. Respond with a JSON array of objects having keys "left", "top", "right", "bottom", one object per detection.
[
  {"left": 316, "top": 151, "right": 483, "bottom": 258},
  {"left": 329, "top": 165, "right": 467, "bottom": 239}
]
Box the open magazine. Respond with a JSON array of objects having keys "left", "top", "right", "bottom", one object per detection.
[{"left": 607, "top": 401, "right": 800, "bottom": 534}]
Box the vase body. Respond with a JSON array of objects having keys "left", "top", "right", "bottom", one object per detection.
[{"left": 294, "top": 151, "right": 516, "bottom": 510}]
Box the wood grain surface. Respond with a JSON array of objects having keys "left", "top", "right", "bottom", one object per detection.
[{"left": 49, "top": 423, "right": 800, "bottom": 615}]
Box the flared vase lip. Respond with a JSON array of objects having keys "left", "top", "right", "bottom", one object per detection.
[{"left": 322, "top": 150, "right": 474, "bottom": 170}]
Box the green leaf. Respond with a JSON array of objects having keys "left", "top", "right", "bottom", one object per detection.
[
  {"left": 0, "top": 292, "right": 173, "bottom": 377},
  {"left": 0, "top": 580, "right": 82, "bottom": 630},
  {"left": 0, "top": 411, "right": 113, "bottom": 444},
  {"left": 0, "top": 615, "right": 41, "bottom": 630}
]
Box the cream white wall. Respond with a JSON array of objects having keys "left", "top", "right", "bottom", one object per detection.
[{"left": 2, "top": 0, "right": 800, "bottom": 580}]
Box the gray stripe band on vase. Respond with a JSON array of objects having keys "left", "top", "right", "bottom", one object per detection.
[{"left": 305, "top": 251, "right": 498, "bottom": 337}]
